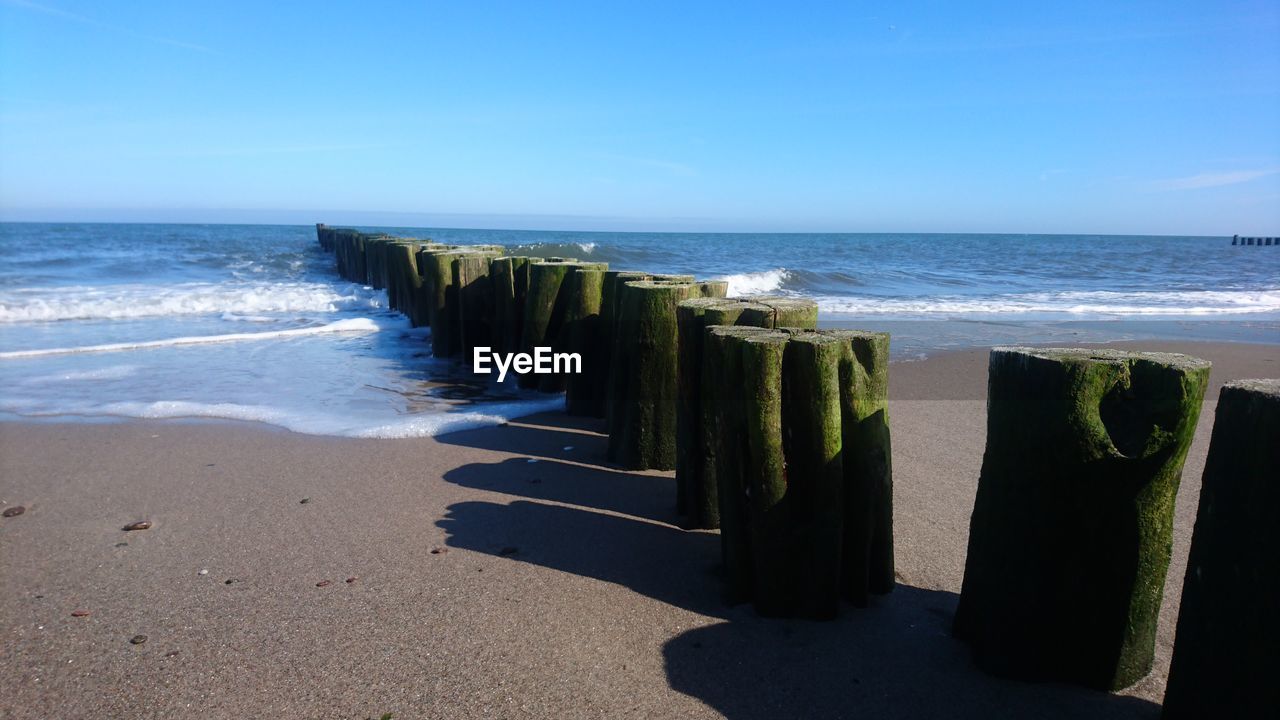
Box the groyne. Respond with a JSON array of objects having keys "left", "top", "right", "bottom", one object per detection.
[{"left": 314, "top": 223, "right": 1274, "bottom": 710}]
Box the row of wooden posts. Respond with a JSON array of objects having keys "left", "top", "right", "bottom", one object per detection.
[{"left": 315, "top": 225, "right": 1275, "bottom": 715}]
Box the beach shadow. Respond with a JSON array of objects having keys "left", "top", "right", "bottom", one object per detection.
[
  {"left": 663, "top": 588, "right": 1162, "bottom": 720},
  {"left": 441, "top": 457, "right": 679, "bottom": 524},
  {"left": 438, "top": 411, "right": 617, "bottom": 468},
  {"left": 438, "top": 499, "right": 725, "bottom": 616},
  {"left": 436, "top": 497, "right": 1162, "bottom": 719}
]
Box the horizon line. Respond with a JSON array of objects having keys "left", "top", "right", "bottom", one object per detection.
[{"left": 0, "top": 207, "right": 1266, "bottom": 238}]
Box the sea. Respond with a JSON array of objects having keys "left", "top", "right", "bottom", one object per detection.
[{"left": 1, "top": 223, "right": 1277, "bottom": 438}]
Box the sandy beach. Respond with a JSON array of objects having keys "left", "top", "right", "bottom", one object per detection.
[{"left": 1, "top": 339, "right": 1276, "bottom": 719}]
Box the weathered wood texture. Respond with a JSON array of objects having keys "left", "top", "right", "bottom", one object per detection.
[
  {"left": 953, "top": 347, "right": 1211, "bottom": 691},
  {"left": 606, "top": 279, "right": 728, "bottom": 470},
  {"left": 1163, "top": 379, "right": 1280, "bottom": 719},
  {"left": 675, "top": 296, "right": 819, "bottom": 528}
]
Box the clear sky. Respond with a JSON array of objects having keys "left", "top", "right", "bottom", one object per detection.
[{"left": 1, "top": 1, "right": 1278, "bottom": 234}]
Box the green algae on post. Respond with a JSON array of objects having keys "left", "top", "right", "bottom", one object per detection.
[
  {"left": 1163, "top": 378, "right": 1280, "bottom": 719},
  {"left": 674, "top": 296, "right": 820, "bottom": 529},
  {"left": 519, "top": 259, "right": 608, "bottom": 391},
  {"left": 953, "top": 347, "right": 1211, "bottom": 691},
  {"left": 606, "top": 279, "right": 726, "bottom": 470},
  {"left": 490, "top": 256, "right": 533, "bottom": 356}
]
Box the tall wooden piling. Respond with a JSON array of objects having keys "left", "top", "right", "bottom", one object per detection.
[
  {"left": 518, "top": 259, "right": 608, "bottom": 391},
  {"left": 675, "top": 296, "right": 819, "bottom": 528},
  {"left": 563, "top": 266, "right": 607, "bottom": 415},
  {"left": 702, "top": 326, "right": 892, "bottom": 618},
  {"left": 420, "top": 246, "right": 504, "bottom": 358},
  {"left": 830, "top": 329, "right": 894, "bottom": 606},
  {"left": 490, "top": 256, "right": 533, "bottom": 356},
  {"left": 455, "top": 254, "right": 494, "bottom": 361},
  {"left": 606, "top": 279, "right": 727, "bottom": 470},
  {"left": 953, "top": 347, "right": 1210, "bottom": 691},
  {"left": 1163, "top": 379, "right": 1280, "bottom": 719}
]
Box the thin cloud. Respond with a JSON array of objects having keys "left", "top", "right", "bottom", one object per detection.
[
  {"left": 594, "top": 152, "right": 697, "bottom": 177},
  {"left": 1151, "top": 168, "right": 1280, "bottom": 191},
  {"left": 166, "top": 143, "right": 389, "bottom": 158},
  {"left": 3, "top": 0, "right": 216, "bottom": 54}
]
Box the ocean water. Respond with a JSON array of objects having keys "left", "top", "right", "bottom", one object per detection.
[{"left": 1, "top": 222, "right": 1277, "bottom": 437}]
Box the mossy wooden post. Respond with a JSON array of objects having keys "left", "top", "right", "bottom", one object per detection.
[
  {"left": 704, "top": 325, "right": 775, "bottom": 604},
  {"left": 563, "top": 266, "right": 608, "bottom": 414},
  {"left": 520, "top": 259, "right": 615, "bottom": 390},
  {"left": 598, "top": 272, "right": 691, "bottom": 418},
  {"left": 490, "top": 256, "right": 532, "bottom": 356},
  {"left": 362, "top": 236, "right": 385, "bottom": 289},
  {"left": 455, "top": 254, "right": 494, "bottom": 362},
  {"left": 828, "top": 329, "right": 894, "bottom": 606},
  {"left": 540, "top": 261, "right": 607, "bottom": 394},
  {"left": 736, "top": 330, "right": 794, "bottom": 616},
  {"left": 607, "top": 279, "right": 727, "bottom": 470},
  {"left": 426, "top": 247, "right": 503, "bottom": 357},
  {"left": 386, "top": 241, "right": 423, "bottom": 318},
  {"left": 778, "top": 331, "right": 846, "bottom": 620},
  {"left": 676, "top": 299, "right": 756, "bottom": 524},
  {"left": 676, "top": 297, "right": 820, "bottom": 528},
  {"left": 953, "top": 347, "right": 1211, "bottom": 691},
  {"left": 1163, "top": 379, "right": 1280, "bottom": 719},
  {"left": 419, "top": 248, "right": 453, "bottom": 353}
]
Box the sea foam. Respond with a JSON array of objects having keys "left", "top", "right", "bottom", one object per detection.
[
  {"left": 0, "top": 318, "right": 381, "bottom": 359},
  {"left": 814, "top": 289, "right": 1280, "bottom": 317},
  {"left": 717, "top": 268, "right": 790, "bottom": 297},
  {"left": 0, "top": 281, "right": 384, "bottom": 323}
]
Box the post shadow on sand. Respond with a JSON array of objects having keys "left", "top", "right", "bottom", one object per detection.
[
  {"left": 442, "top": 456, "right": 680, "bottom": 525},
  {"left": 436, "top": 495, "right": 1161, "bottom": 719},
  {"left": 437, "top": 410, "right": 619, "bottom": 468}
]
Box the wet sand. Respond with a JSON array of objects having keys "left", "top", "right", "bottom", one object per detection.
[{"left": 1, "top": 340, "right": 1276, "bottom": 719}]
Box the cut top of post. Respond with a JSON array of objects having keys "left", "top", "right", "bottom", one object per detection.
[{"left": 991, "top": 346, "right": 1212, "bottom": 373}]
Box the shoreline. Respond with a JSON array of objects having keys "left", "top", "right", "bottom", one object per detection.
[{"left": 2, "top": 339, "right": 1276, "bottom": 718}]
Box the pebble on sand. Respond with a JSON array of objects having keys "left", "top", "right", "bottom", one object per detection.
[
  {"left": 299, "top": 498, "right": 311, "bottom": 504},
  {"left": 430, "top": 547, "right": 448, "bottom": 555},
  {"left": 316, "top": 580, "right": 332, "bottom": 587},
  {"left": 2, "top": 505, "right": 26, "bottom": 517},
  {"left": 345, "top": 577, "right": 358, "bottom": 584},
  {"left": 130, "top": 635, "right": 147, "bottom": 645},
  {"left": 70, "top": 610, "right": 90, "bottom": 617},
  {"left": 121, "top": 521, "right": 152, "bottom": 531},
  {"left": 197, "top": 569, "right": 209, "bottom": 576}
]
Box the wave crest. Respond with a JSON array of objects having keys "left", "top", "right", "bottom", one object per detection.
[
  {"left": 717, "top": 268, "right": 791, "bottom": 297},
  {"left": 0, "top": 282, "right": 384, "bottom": 323}
]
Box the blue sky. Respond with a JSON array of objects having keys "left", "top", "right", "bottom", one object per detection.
[{"left": 1, "top": 1, "right": 1277, "bottom": 234}]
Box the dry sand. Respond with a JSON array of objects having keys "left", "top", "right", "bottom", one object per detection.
[{"left": 1, "top": 340, "right": 1276, "bottom": 719}]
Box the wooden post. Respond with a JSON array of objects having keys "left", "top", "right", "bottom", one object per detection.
[
  {"left": 676, "top": 297, "right": 820, "bottom": 528},
  {"left": 597, "top": 272, "right": 693, "bottom": 418},
  {"left": 704, "top": 325, "right": 778, "bottom": 604},
  {"left": 564, "top": 266, "right": 608, "bottom": 415},
  {"left": 455, "top": 254, "right": 494, "bottom": 362},
  {"left": 519, "top": 260, "right": 609, "bottom": 391},
  {"left": 490, "top": 256, "right": 533, "bottom": 356},
  {"left": 827, "top": 329, "right": 894, "bottom": 606},
  {"left": 1163, "top": 379, "right": 1280, "bottom": 719},
  {"left": 953, "top": 347, "right": 1211, "bottom": 691},
  {"left": 421, "top": 247, "right": 503, "bottom": 358},
  {"left": 606, "top": 279, "right": 727, "bottom": 470}
]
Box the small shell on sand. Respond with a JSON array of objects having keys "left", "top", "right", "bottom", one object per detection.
[
  {"left": 130, "top": 635, "right": 147, "bottom": 645},
  {"left": 121, "top": 521, "right": 152, "bottom": 531},
  {"left": 2, "top": 506, "right": 25, "bottom": 517},
  {"left": 316, "top": 580, "right": 332, "bottom": 587},
  {"left": 70, "top": 610, "right": 90, "bottom": 617}
]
